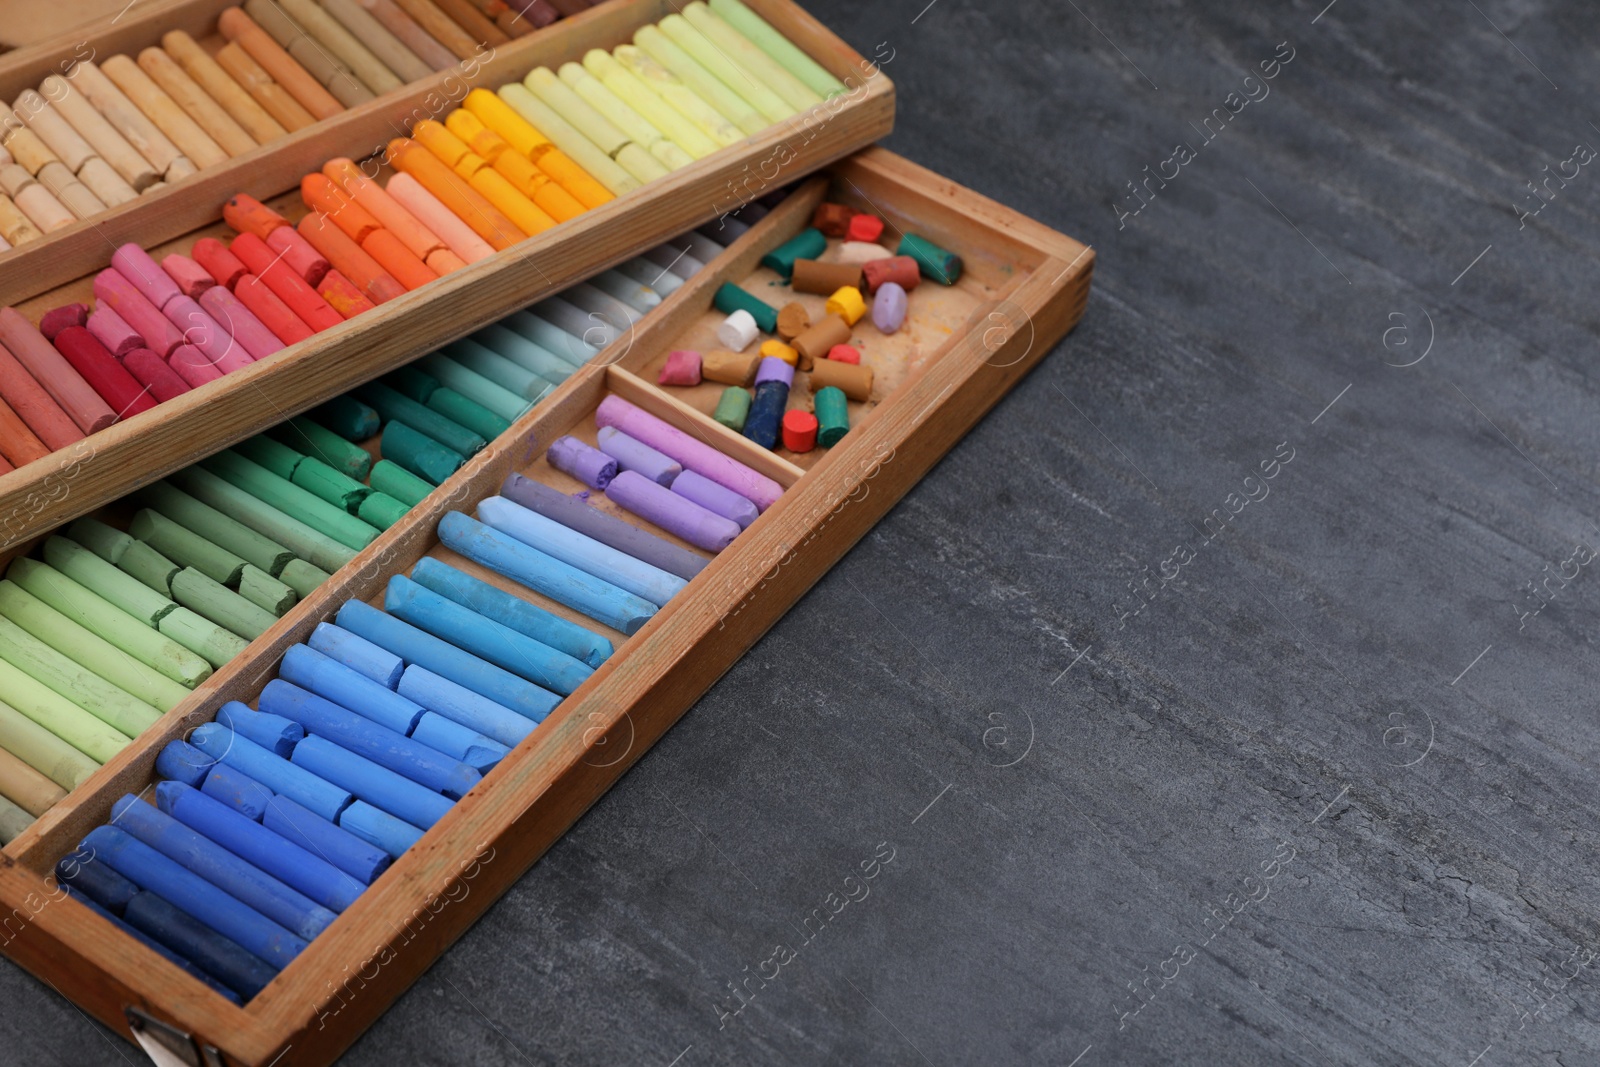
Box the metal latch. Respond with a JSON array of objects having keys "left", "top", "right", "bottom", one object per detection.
[{"left": 125, "top": 1007, "right": 228, "bottom": 1067}]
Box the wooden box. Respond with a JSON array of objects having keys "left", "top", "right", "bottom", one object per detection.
[{"left": 0, "top": 147, "right": 1093, "bottom": 1065}]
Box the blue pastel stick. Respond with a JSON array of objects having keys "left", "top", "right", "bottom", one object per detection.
[
  {"left": 338, "top": 801, "right": 424, "bottom": 859},
  {"left": 437, "top": 511, "right": 658, "bottom": 634},
  {"left": 57, "top": 846, "right": 138, "bottom": 913},
  {"left": 478, "top": 495, "right": 687, "bottom": 607},
  {"left": 309, "top": 622, "right": 404, "bottom": 688},
  {"left": 156, "top": 739, "right": 214, "bottom": 787},
  {"left": 67, "top": 889, "right": 245, "bottom": 1003},
  {"left": 261, "top": 793, "right": 390, "bottom": 885},
  {"left": 159, "top": 782, "right": 366, "bottom": 911},
  {"left": 111, "top": 794, "right": 336, "bottom": 941},
  {"left": 190, "top": 722, "right": 353, "bottom": 821},
  {"left": 291, "top": 735, "right": 454, "bottom": 829},
  {"left": 121, "top": 891, "right": 271, "bottom": 999},
  {"left": 83, "top": 824, "right": 307, "bottom": 969},
  {"left": 502, "top": 309, "right": 594, "bottom": 367},
  {"left": 280, "top": 644, "right": 425, "bottom": 734},
  {"left": 596, "top": 426, "right": 681, "bottom": 486},
  {"left": 260, "top": 679, "right": 481, "bottom": 799},
  {"left": 385, "top": 575, "right": 592, "bottom": 696},
  {"left": 411, "top": 556, "right": 611, "bottom": 668},
  {"left": 475, "top": 323, "right": 575, "bottom": 384},
  {"left": 202, "top": 763, "right": 274, "bottom": 821},
  {"left": 336, "top": 600, "right": 560, "bottom": 722},
  {"left": 397, "top": 665, "right": 535, "bottom": 748},
  {"left": 215, "top": 701, "right": 303, "bottom": 757},
  {"left": 411, "top": 712, "right": 509, "bottom": 773}
]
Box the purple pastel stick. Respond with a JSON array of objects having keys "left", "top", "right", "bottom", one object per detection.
[
  {"left": 199, "top": 284, "right": 286, "bottom": 360},
  {"left": 499, "top": 472, "right": 707, "bottom": 580},
  {"left": 87, "top": 306, "right": 144, "bottom": 357},
  {"left": 670, "top": 469, "right": 759, "bottom": 529},
  {"left": 165, "top": 294, "right": 251, "bottom": 373},
  {"left": 93, "top": 269, "right": 185, "bottom": 357},
  {"left": 112, "top": 243, "right": 183, "bottom": 311},
  {"left": 547, "top": 435, "right": 617, "bottom": 489},
  {"left": 873, "top": 282, "right": 908, "bottom": 333},
  {"left": 596, "top": 426, "right": 682, "bottom": 487},
  {"left": 593, "top": 396, "right": 783, "bottom": 511},
  {"left": 755, "top": 357, "right": 794, "bottom": 387},
  {"left": 604, "top": 470, "right": 741, "bottom": 552}
]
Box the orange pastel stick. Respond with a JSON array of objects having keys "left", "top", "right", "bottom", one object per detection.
[
  {"left": 444, "top": 110, "right": 584, "bottom": 222},
  {"left": 413, "top": 121, "right": 555, "bottom": 236},
  {"left": 386, "top": 138, "right": 521, "bottom": 251},
  {"left": 223, "top": 192, "right": 290, "bottom": 239},
  {"left": 0, "top": 393, "right": 51, "bottom": 467},
  {"left": 317, "top": 269, "right": 378, "bottom": 318},
  {"left": 361, "top": 229, "right": 436, "bottom": 291},
  {"left": 424, "top": 248, "right": 468, "bottom": 274},
  {"left": 217, "top": 7, "right": 344, "bottom": 121},
  {"left": 297, "top": 213, "right": 406, "bottom": 304},
  {"left": 323, "top": 158, "right": 447, "bottom": 259},
  {"left": 300, "top": 173, "right": 380, "bottom": 243}
]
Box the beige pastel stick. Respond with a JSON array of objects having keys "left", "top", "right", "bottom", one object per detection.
[
  {"left": 137, "top": 48, "right": 259, "bottom": 158},
  {"left": 390, "top": 0, "right": 481, "bottom": 61},
  {"left": 66, "top": 60, "right": 188, "bottom": 178},
  {"left": 276, "top": 0, "right": 403, "bottom": 94},
  {"left": 36, "top": 160, "right": 105, "bottom": 219},
  {"left": 9, "top": 176, "right": 77, "bottom": 231},
  {"left": 321, "top": 0, "right": 435, "bottom": 83},
  {"left": 0, "top": 193, "right": 44, "bottom": 245},
  {"left": 99, "top": 55, "right": 230, "bottom": 169},
  {"left": 0, "top": 743, "right": 67, "bottom": 817},
  {"left": 162, "top": 31, "right": 289, "bottom": 144},
  {"left": 14, "top": 90, "right": 96, "bottom": 173},
  {"left": 2, "top": 127, "right": 60, "bottom": 176},
  {"left": 216, "top": 8, "right": 345, "bottom": 121},
  {"left": 75, "top": 157, "right": 139, "bottom": 207},
  {"left": 214, "top": 42, "right": 317, "bottom": 132},
  {"left": 242, "top": 0, "right": 375, "bottom": 108},
  {"left": 39, "top": 75, "right": 161, "bottom": 190}
]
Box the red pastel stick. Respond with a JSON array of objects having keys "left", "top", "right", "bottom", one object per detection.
[
  {"left": 39, "top": 304, "right": 88, "bottom": 341},
  {"left": 122, "top": 348, "right": 191, "bottom": 403},
  {"left": 168, "top": 345, "right": 226, "bottom": 387},
  {"left": 231, "top": 232, "right": 344, "bottom": 332},
  {"left": 235, "top": 274, "right": 316, "bottom": 346},
  {"left": 164, "top": 294, "right": 251, "bottom": 373},
  {"left": 161, "top": 253, "right": 218, "bottom": 299},
  {"left": 0, "top": 394, "right": 51, "bottom": 467},
  {"left": 0, "top": 341, "right": 82, "bottom": 450},
  {"left": 193, "top": 237, "right": 248, "bottom": 290},
  {"left": 316, "top": 269, "right": 377, "bottom": 319},
  {"left": 0, "top": 454, "right": 13, "bottom": 475},
  {"left": 93, "top": 270, "right": 185, "bottom": 357},
  {"left": 0, "top": 308, "right": 117, "bottom": 434},
  {"left": 52, "top": 326, "right": 156, "bottom": 419},
  {"left": 223, "top": 193, "right": 291, "bottom": 240},
  {"left": 296, "top": 213, "right": 405, "bottom": 305},
  {"left": 265, "top": 226, "right": 331, "bottom": 286},
  {"left": 199, "top": 284, "right": 285, "bottom": 360}
]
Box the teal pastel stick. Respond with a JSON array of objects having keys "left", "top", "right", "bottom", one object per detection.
[
  {"left": 190, "top": 722, "right": 353, "bottom": 821},
  {"left": 397, "top": 665, "right": 535, "bottom": 748},
  {"left": 502, "top": 310, "right": 595, "bottom": 367},
  {"left": 426, "top": 388, "right": 512, "bottom": 444},
  {"left": 215, "top": 700, "right": 303, "bottom": 757},
  {"left": 281, "top": 644, "right": 422, "bottom": 732},
  {"left": 417, "top": 353, "right": 531, "bottom": 422},
  {"left": 410, "top": 712, "right": 508, "bottom": 773},
  {"left": 290, "top": 735, "right": 454, "bottom": 830},
  {"left": 384, "top": 366, "right": 439, "bottom": 404},
  {"left": 337, "top": 801, "right": 423, "bottom": 859},
  {"left": 474, "top": 324, "right": 576, "bottom": 384},
  {"left": 309, "top": 622, "right": 404, "bottom": 688},
  {"left": 380, "top": 421, "right": 465, "bottom": 486},
  {"left": 410, "top": 556, "right": 611, "bottom": 668},
  {"left": 441, "top": 339, "right": 553, "bottom": 401},
  {"left": 353, "top": 382, "right": 486, "bottom": 457}
]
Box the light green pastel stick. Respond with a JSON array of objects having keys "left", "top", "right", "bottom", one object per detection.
[
  {"left": 44, "top": 535, "right": 176, "bottom": 628},
  {"left": 707, "top": 0, "right": 848, "bottom": 98},
  {"left": 131, "top": 510, "right": 247, "bottom": 587},
  {"left": 235, "top": 435, "right": 305, "bottom": 481},
  {"left": 290, "top": 456, "right": 371, "bottom": 513},
  {"left": 0, "top": 662, "right": 129, "bottom": 765},
  {"left": 167, "top": 467, "right": 357, "bottom": 574},
  {"left": 67, "top": 517, "right": 134, "bottom": 564},
  {"left": 357, "top": 491, "right": 409, "bottom": 530},
  {"left": 370, "top": 459, "right": 433, "bottom": 507},
  {"left": 239, "top": 564, "right": 297, "bottom": 616},
  {"left": 170, "top": 568, "right": 277, "bottom": 641},
  {"left": 157, "top": 607, "right": 248, "bottom": 670},
  {"left": 557, "top": 61, "right": 697, "bottom": 170},
  {"left": 136, "top": 482, "right": 297, "bottom": 577},
  {"left": 0, "top": 615, "right": 163, "bottom": 738},
  {"left": 524, "top": 67, "right": 670, "bottom": 184},
  {"left": 0, "top": 697, "right": 98, "bottom": 790},
  {"left": 201, "top": 450, "right": 380, "bottom": 553},
  {"left": 497, "top": 83, "right": 640, "bottom": 197},
  {"left": 278, "top": 559, "right": 331, "bottom": 600},
  {"left": 659, "top": 14, "right": 794, "bottom": 124},
  {"left": 0, "top": 793, "right": 32, "bottom": 843},
  {"left": 417, "top": 353, "right": 532, "bottom": 422},
  {"left": 683, "top": 2, "right": 823, "bottom": 111},
  {"left": 634, "top": 25, "right": 767, "bottom": 137},
  {"left": 604, "top": 46, "right": 742, "bottom": 151},
  {"left": 119, "top": 541, "right": 180, "bottom": 597},
  {"left": 5, "top": 559, "right": 212, "bottom": 688},
  {"left": 0, "top": 582, "right": 191, "bottom": 712},
  {"left": 268, "top": 417, "right": 372, "bottom": 481}
]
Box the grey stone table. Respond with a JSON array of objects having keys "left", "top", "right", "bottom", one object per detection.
[{"left": 7, "top": 1, "right": 1600, "bottom": 1063}]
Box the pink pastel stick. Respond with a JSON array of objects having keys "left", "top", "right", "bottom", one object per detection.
[
  {"left": 265, "top": 226, "right": 331, "bottom": 286},
  {"left": 93, "top": 269, "right": 185, "bottom": 357},
  {"left": 594, "top": 395, "right": 783, "bottom": 511},
  {"left": 86, "top": 306, "right": 144, "bottom": 357},
  {"left": 112, "top": 243, "right": 182, "bottom": 311},
  {"left": 161, "top": 253, "right": 218, "bottom": 299},
  {"left": 168, "top": 344, "right": 225, "bottom": 387},
  {"left": 386, "top": 173, "right": 496, "bottom": 264},
  {"left": 164, "top": 294, "right": 251, "bottom": 373},
  {"left": 199, "top": 284, "right": 285, "bottom": 359}
]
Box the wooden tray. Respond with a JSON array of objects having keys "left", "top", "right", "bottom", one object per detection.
[
  {"left": 0, "top": 0, "right": 895, "bottom": 551},
  {"left": 0, "top": 148, "right": 1093, "bottom": 1066}
]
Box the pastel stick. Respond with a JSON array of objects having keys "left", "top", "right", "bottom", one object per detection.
[
  {"left": 337, "top": 800, "right": 423, "bottom": 858},
  {"left": 119, "top": 889, "right": 273, "bottom": 999},
  {"left": 308, "top": 622, "right": 404, "bottom": 688},
  {"left": 397, "top": 665, "right": 535, "bottom": 749},
  {"left": 202, "top": 762, "right": 274, "bottom": 821},
  {"left": 477, "top": 495, "right": 686, "bottom": 607},
  {"left": 189, "top": 722, "right": 352, "bottom": 821},
  {"left": 499, "top": 472, "right": 708, "bottom": 582},
  {"left": 290, "top": 734, "right": 453, "bottom": 829},
  {"left": 216, "top": 701, "right": 304, "bottom": 757},
  {"left": 410, "top": 712, "right": 508, "bottom": 773},
  {"left": 155, "top": 739, "right": 213, "bottom": 787},
  {"left": 260, "top": 791, "right": 391, "bottom": 885},
  {"left": 280, "top": 644, "right": 422, "bottom": 732},
  {"left": 410, "top": 556, "right": 611, "bottom": 668}
]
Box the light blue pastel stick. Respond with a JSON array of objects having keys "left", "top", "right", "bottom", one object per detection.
[
  {"left": 384, "top": 576, "right": 592, "bottom": 696},
  {"left": 591, "top": 269, "right": 662, "bottom": 315},
  {"left": 473, "top": 324, "right": 575, "bottom": 384},
  {"left": 566, "top": 282, "right": 642, "bottom": 331},
  {"left": 437, "top": 511, "right": 658, "bottom": 635},
  {"left": 441, "top": 339, "right": 553, "bottom": 401},
  {"left": 291, "top": 735, "right": 454, "bottom": 830},
  {"left": 189, "top": 722, "right": 353, "bottom": 821},
  {"left": 156, "top": 739, "right": 214, "bottom": 787},
  {"left": 201, "top": 763, "right": 274, "bottom": 821},
  {"left": 411, "top": 556, "right": 611, "bottom": 668},
  {"left": 215, "top": 701, "right": 303, "bottom": 757},
  {"left": 410, "top": 712, "right": 508, "bottom": 773},
  {"left": 83, "top": 824, "right": 307, "bottom": 969},
  {"left": 617, "top": 256, "right": 683, "bottom": 295},
  {"left": 477, "top": 496, "right": 686, "bottom": 608},
  {"left": 417, "top": 353, "right": 531, "bottom": 423},
  {"left": 111, "top": 794, "right": 336, "bottom": 941},
  {"left": 309, "top": 622, "right": 404, "bottom": 688},
  {"left": 397, "top": 665, "right": 535, "bottom": 748},
  {"left": 336, "top": 600, "right": 561, "bottom": 722},
  {"left": 338, "top": 801, "right": 424, "bottom": 859},
  {"left": 260, "top": 679, "right": 481, "bottom": 799},
  {"left": 280, "top": 644, "right": 424, "bottom": 734},
  {"left": 534, "top": 296, "right": 620, "bottom": 347},
  {"left": 261, "top": 793, "right": 390, "bottom": 885},
  {"left": 501, "top": 310, "right": 596, "bottom": 368}
]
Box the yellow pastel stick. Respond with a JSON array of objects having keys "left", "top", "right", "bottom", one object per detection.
[
  {"left": 557, "top": 61, "right": 696, "bottom": 171},
  {"left": 443, "top": 110, "right": 588, "bottom": 222},
  {"left": 412, "top": 121, "right": 556, "bottom": 236},
  {"left": 462, "top": 89, "right": 613, "bottom": 210},
  {"left": 634, "top": 25, "right": 765, "bottom": 138},
  {"left": 496, "top": 83, "right": 639, "bottom": 197},
  {"left": 682, "top": 2, "right": 822, "bottom": 112},
  {"left": 658, "top": 14, "right": 793, "bottom": 124},
  {"left": 522, "top": 68, "right": 668, "bottom": 186},
  {"left": 589, "top": 49, "right": 730, "bottom": 156}
]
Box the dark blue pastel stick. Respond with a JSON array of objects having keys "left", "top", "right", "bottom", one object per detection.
[
  {"left": 201, "top": 763, "right": 274, "bottom": 821},
  {"left": 56, "top": 846, "right": 138, "bottom": 913},
  {"left": 385, "top": 575, "right": 592, "bottom": 696},
  {"left": 338, "top": 801, "right": 423, "bottom": 859},
  {"left": 336, "top": 600, "right": 560, "bottom": 722},
  {"left": 437, "top": 511, "right": 658, "bottom": 634},
  {"left": 411, "top": 712, "right": 508, "bottom": 773},
  {"left": 260, "top": 679, "right": 480, "bottom": 799},
  {"left": 122, "top": 891, "right": 273, "bottom": 1000},
  {"left": 156, "top": 739, "right": 215, "bottom": 787},
  {"left": 411, "top": 556, "right": 611, "bottom": 668},
  {"left": 159, "top": 782, "right": 365, "bottom": 911},
  {"left": 280, "top": 644, "right": 425, "bottom": 734},
  {"left": 82, "top": 825, "right": 307, "bottom": 969},
  {"left": 215, "top": 701, "right": 303, "bottom": 757},
  {"left": 261, "top": 793, "right": 390, "bottom": 885},
  {"left": 111, "top": 794, "right": 336, "bottom": 941},
  {"left": 309, "top": 622, "right": 404, "bottom": 688},
  {"left": 190, "top": 722, "right": 353, "bottom": 821},
  {"left": 291, "top": 735, "right": 454, "bottom": 829},
  {"left": 67, "top": 888, "right": 244, "bottom": 1003},
  {"left": 397, "top": 665, "right": 534, "bottom": 748}
]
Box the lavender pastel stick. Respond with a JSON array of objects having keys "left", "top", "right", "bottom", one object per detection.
[
  {"left": 547, "top": 435, "right": 617, "bottom": 489},
  {"left": 594, "top": 396, "right": 782, "bottom": 510},
  {"left": 596, "top": 426, "right": 681, "bottom": 486},
  {"left": 604, "top": 471, "right": 741, "bottom": 552},
  {"left": 671, "top": 469, "right": 760, "bottom": 529},
  {"left": 500, "top": 473, "right": 707, "bottom": 581}
]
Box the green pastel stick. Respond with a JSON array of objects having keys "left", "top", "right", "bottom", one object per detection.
[
  {"left": 815, "top": 385, "right": 849, "bottom": 446},
  {"left": 385, "top": 366, "right": 439, "bottom": 404},
  {"left": 658, "top": 14, "right": 793, "bottom": 123},
  {"left": 714, "top": 386, "right": 751, "bottom": 431},
  {"left": 381, "top": 421, "right": 465, "bottom": 486},
  {"left": 311, "top": 394, "right": 381, "bottom": 440},
  {"left": 898, "top": 233, "right": 963, "bottom": 285},
  {"left": 238, "top": 564, "right": 297, "bottom": 616},
  {"left": 136, "top": 482, "right": 297, "bottom": 578},
  {"left": 291, "top": 456, "right": 371, "bottom": 513},
  {"left": 0, "top": 794, "right": 32, "bottom": 843},
  {"left": 0, "top": 661, "right": 129, "bottom": 764},
  {"left": 634, "top": 25, "right": 768, "bottom": 137},
  {"left": 0, "top": 582, "right": 190, "bottom": 712},
  {"left": 426, "top": 388, "right": 511, "bottom": 442},
  {"left": 119, "top": 541, "right": 180, "bottom": 597},
  {"left": 235, "top": 435, "right": 306, "bottom": 480},
  {"left": 357, "top": 491, "right": 409, "bottom": 530},
  {"left": 5, "top": 559, "right": 211, "bottom": 688},
  {"left": 417, "top": 354, "right": 530, "bottom": 422},
  {"left": 354, "top": 382, "right": 486, "bottom": 457},
  {"left": 170, "top": 568, "right": 277, "bottom": 641},
  {"left": 43, "top": 536, "right": 175, "bottom": 628},
  {"left": 0, "top": 615, "right": 163, "bottom": 737},
  {"left": 369, "top": 460, "right": 432, "bottom": 507},
  {"left": 130, "top": 510, "right": 247, "bottom": 587},
  {"left": 0, "top": 697, "right": 99, "bottom": 790},
  {"left": 278, "top": 559, "right": 330, "bottom": 599},
  {"left": 758, "top": 229, "right": 826, "bottom": 280},
  {"left": 706, "top": 0, "right": 848, "bottom": 98},
  {"left": 714, "top": 281, "right": 780, "bottom": 330},
  {"left": 68, "top": 517, "right": 134, "bottom": 564},
  {"left": 682, "top": 3, "right": 822, "bottom": 111},
  {"left": 441, "top": 340, "right": 551, "bottom": 401},
  {"left": 202, "top": 450, "right": 380, "bottom": 552},
  {"left": 158, "top": 608, "right": 248, "bottom": 670},
  {"left": 269, "top": 418, "right": 373, "bottom": 481},
  {"left": 167, "top": 467, "right": 357, "bottom": 574}
]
